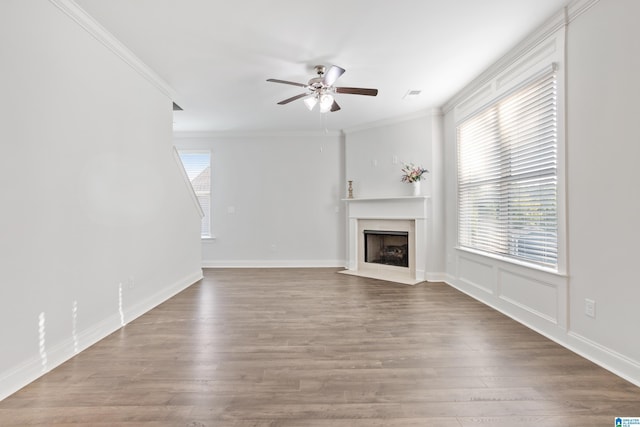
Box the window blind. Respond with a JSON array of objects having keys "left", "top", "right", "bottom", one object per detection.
[
  {"left": 178, "top": 151, "right": 211, "bottom": 238},
  {"left": 457, "top": 71, "right": 558, "bottom": 268}
]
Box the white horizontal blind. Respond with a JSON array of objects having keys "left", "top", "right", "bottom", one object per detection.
[
  {"left": 178, "top": 151, "right": 211, "bottom": 238},
  {"left": 457, "top": 71, "right": 558, "bottom": 268}
]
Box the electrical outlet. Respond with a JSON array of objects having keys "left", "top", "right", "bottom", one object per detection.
[{"left": 585, "top": 299, "right": 596, "bottom": 318}]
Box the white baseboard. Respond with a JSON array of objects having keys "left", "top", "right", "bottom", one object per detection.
[
  {"left": 123, "top": 269, "right": 203, "bottom": 325},
  {"left": 202, "top": 259, "right": 344, "bottom": 268},
  {"left": 425, "top": 272, "right": 448, "bottom": 282},
  {"left": 567, "top": 332, "right": 640, "bottom": 388},
  {"left": 443, "top": 275, "right": 640, "bottom": 388},
  {"left": 0, "top": 269, "right": 203, "bottom": 402}
]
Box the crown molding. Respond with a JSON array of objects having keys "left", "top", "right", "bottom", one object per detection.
[
  {"left": 567, "top": 0, "right": 600, "bottom": 23},
  {"left": 48, "top": 0, "right": 178, "bottom": 102},
  {"left": 442, "top": 0, "right": 599, "bottom": 114},
  {"left": 172, "top": 129, "right": 342, "bottom": 140},
  {"left": 343, "top": 108, "right": 442, "bottom": 135}
]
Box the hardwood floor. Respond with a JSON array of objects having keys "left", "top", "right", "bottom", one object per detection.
[{"left": 1, "top": 268, "right": 639, "bottom": 426}]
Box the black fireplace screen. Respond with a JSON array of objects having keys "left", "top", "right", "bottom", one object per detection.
[{"left": 363, "top": 230, "right": 409, "bottom": 267}]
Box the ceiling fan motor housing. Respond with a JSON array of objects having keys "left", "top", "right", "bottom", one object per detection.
[{"left": 308, "top": 65, "right": 327, "bottom": 88}]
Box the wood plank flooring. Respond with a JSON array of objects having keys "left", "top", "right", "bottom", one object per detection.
[{"left": 1, "top": 268, "right": 639, "bottom": 426}]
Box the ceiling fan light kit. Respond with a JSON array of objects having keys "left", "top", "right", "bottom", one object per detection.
[
  {"left": 319, "top": 94, "right": 334, "bottom": 113},
  {"left": 267, "top": 64, "right": 378, "bottom": 113},
  {"left": 303, "top": 96, "right": 318, "bottom": 111}
]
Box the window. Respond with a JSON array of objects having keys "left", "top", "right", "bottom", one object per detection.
[
  {"left": 457, "top": 71, "right": 558, "bottom": 268},
  {"left": 178, "top": 151, "right": 211, "bottom": 238}
]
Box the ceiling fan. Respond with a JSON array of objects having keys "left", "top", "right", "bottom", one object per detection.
[{"left": 267, "top": 65, "right": 378, "bottom": 113}]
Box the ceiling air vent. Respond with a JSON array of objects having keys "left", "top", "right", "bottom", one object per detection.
[{"left": 402, "top": 90, "right": 422, "bottom": 100}]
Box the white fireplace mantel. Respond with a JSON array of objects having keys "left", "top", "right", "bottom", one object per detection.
[{"left": 340, "top": 196, "right": 429, "bottom": 285}]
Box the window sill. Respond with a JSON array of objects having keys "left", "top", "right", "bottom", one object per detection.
[{"left": 455, "top": 246, "right": 566, "bottom": 278}]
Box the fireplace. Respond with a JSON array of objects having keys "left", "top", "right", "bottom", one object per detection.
[
  {"left": 364, "top": 230, "right": 409, "bottom": 267},
  {"left": 355, "top": 218, "right": 416, "bottom": 283},
  {"left": 340, "top": 196, "right": 428, "bottom": 285}
]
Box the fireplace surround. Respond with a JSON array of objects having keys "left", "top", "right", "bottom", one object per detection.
[{"left": 340, "top": 196, "right": 428, "bottom": 285}]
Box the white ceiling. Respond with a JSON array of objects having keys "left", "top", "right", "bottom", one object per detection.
[{"left": 75, "top": 0, "right": 569, "bottom": 133}]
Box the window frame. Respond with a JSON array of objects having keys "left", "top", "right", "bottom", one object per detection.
[
  {"left": 177, "top": 149, "right": 213, "bottom": 239},
  {"left": 456, "top": 67, "right": 562, "bottom": 272}
]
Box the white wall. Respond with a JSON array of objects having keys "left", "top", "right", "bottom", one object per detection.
[
  {"left": 442, "top": 0, "right": 640, "bottom": 385},
  {"left": 174, "top": 133, "right": 345, "bottom": 267},
  {"left": 443, "top": 15, "right": 569, "bottom": 337},
  {"left": 344, "top": 112, "right": 446, "bottom": 277},
  {"left": 344, "top": 114, "right": 434, "bottom": 198},
  {"left": 3, "top": 0, "right": 637, "bottom": 403},
  {"left": 565, "top": 0, "right": 640, "bottom": 374},
  {"left": 179, "top": 112, "right": 446, "bottom": 273},
  {"left": 0, "top": 0, "right": 202, "bottom": 400}
]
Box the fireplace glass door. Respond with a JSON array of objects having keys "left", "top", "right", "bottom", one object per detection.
[{"left": 363, "top": 230, "right": 409, "bottom": 267}]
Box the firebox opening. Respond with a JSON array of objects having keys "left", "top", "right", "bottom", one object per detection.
[{"left": 363, "top": 230, "right": 409, "bottom": 268}]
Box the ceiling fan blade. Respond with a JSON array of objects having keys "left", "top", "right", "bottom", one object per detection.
[
  {"left": 267, "top": 78, "right": 308, "bottom": 88},
  {"left": 323, "top": 65, "right": 346, "bottom": 86},
  {"left": 335, "top": 87, "right": 378, "bottom": 96},
  {"left": 277, "top": 93, "right": 309, "bottom": 105},
  {"left": 330, "top": 100, "right": 341, "bottom": 112}
]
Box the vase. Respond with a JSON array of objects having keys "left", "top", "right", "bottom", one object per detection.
[{"left": 412, "top": 181, "right": 421, "bottom": 196}]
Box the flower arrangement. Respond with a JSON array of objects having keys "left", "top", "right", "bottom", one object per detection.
[{"left": 401, "top": 163, "right": 429, "bottom": 183}]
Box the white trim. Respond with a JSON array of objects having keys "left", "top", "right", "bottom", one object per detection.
[
  {"left": 173, "top": 130, "right": 342, "bottom": 139},
  {"left": 567, "top": 332, "right": 640, "bottom": 388},
  {"left": 455, "top": 246, "right": 566, "bottom": 278},
  {"left": 343, "top": 108, "right": 442, "bottom": 134},
  {"left": 442, "top": 0, "right": 597, "bottom": 114},
  {"left": 455, "top": 62, "right": 559, "bottom": 125},
  {"left": 566, "top": 0, "right": 600, "bottom": 23},
  {"left": 342, "top": 196, "right": 429, "bottom": 203},
  {"left": 202, "top": 260, "right": 344, "bottom": 268},
  {"left": 355, "top": 219, "right": 417, "bottom": 283},
  {"left": 451, "top": 25, "right": 568, "bottom": 277},
  {"left": 338, "top": 269, "right": 424, "bottom": 286},
  {"left": 343, "top": 197, "right": 429, "bottom": 284},
  {"left": 0, "top": 269, "right": 202, "bottom": 401},
  {"left": 48, "top": 0, "right": 178, "bottom": 103},
  {"left": 124, "top": 270, "right": 203, "bottom": 325},
  {"left": 425, "top": 272, "right": 448, "bottom": 282},
  {"left": 443, "top": 276, "right": 640, "bottom": 388}
]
